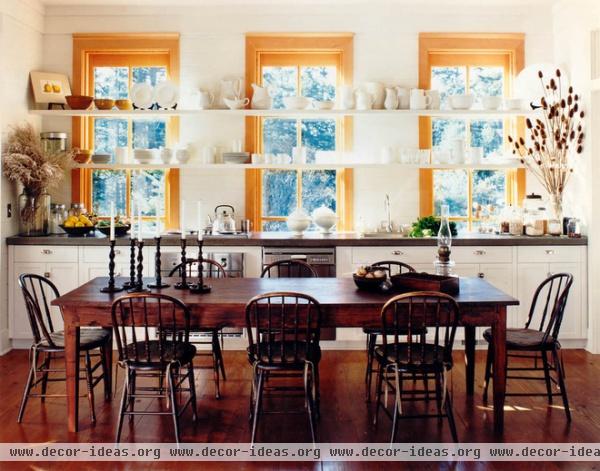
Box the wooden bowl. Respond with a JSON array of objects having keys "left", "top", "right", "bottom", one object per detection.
[
  {"left": 66, "top": 95, "right": 94, "bottom": 110},
  {"left": 353, "top": 273, "right": 388, "bottom": 292},
  {"left": 115, "top": 99, "right": 133, "bottom": 110},
  {"left": 73, "top": 151, "right": 92, "bottom": 164},
  {"left": 94, "top": 98, "right": 115, "bottom": 110}
]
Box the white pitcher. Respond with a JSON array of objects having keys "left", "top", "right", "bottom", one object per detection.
[
  {"left": 338, "top": 85, "right": 355, "bottom": 109},
  {"left": 395, "top": 87, "right": 410, "bottom": 109},
  {"left": 364, "top": 82, "right": 385, "bottom": 109},
  {"left": 196, "top": 89, "right": 213, "bottom": 109},
  {"left": 251, "top": 83, "right": 272, "bottom": 109},
  {"left": 384, "top": 87, "right": 399, "bottom": 110},
  {"left": 219, "top": 77, "right": 243, "bottom": 108},
  {"left": 355, "top": 90, "right": 375, "bottom": 110}
]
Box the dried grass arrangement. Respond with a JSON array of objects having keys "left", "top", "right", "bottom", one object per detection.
[{"left": 508, "top": 69, "right": 585, "bottom": 219}]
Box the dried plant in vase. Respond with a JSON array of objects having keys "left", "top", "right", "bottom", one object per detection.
[
  {"left": 3, "top": 123, "right": 74, "bottom": 236},
  {"left": 508, "top": 69, "right": 585, "bottom": 222}
]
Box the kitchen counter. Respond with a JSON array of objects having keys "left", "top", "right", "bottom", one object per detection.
[{"left": 5, "top": 232, "right": 588, "bottom": 246}]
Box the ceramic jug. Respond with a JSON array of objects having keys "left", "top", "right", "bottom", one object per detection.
[
  {"left": 395, "top": 87, "right": 410, "bottom": 109},
  {"left": 384, "top": 87, "right": 399, "bottom": 110},
  {"left": 196, "top": 89, "right": 213, "bottom": 109},
  {"left": 355, "top": 90, "right": 375, "bottom": 110},
  {"left": 219, "top": 77, "right": 243, "bottom": 108},
  {"left": 251, "top": 83, "right": 272, "bottom": 109},
  {"left": 364, "top": 82, "right": 385, "bottom": 109}
]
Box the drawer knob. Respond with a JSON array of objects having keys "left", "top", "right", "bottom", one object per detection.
[
  {"left": 41, "top": 249, "right": 53, "bottom": 255},
  {"left": 474, "top": 250, "right": 487, "bottom": 255},
  {"left": 478, "top": 272, "right": 485, "bottom": 278},
  {"left": 391, "top": 250, "right": 404, "bottom": 256},
  {"left": 545, "top": 249, "right": 555, "bottom": 255},
  {"left": 115, "top": 249, "right": 121, "bottom": 255},
  {"left": 44, "top": 272, "right": 51, "bottom": 278}
]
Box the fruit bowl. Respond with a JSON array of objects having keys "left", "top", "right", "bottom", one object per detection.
[
  {"left": 60, "top": 224, "right": 95, "bottom": 236},
  {"left": 353, "top": 266, "right": 391, "bottom": 292},
  {"left": 66, "top": 95, "right": 94, "bottom": 110},
  {"left": 96, "top": 224, "right": 131, "bottom": 237}
]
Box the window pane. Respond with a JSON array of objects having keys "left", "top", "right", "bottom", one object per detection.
[
  {"left": 431, "top": 66, "right": 466, "bottom": 109},
  {"left": 132, "top": 120, "right": 166, "bottom": 149},
  {"left": 301, "top": 66, "right": 336, "bottom": 101},
  {"left": 301, "top": 119, "right": 336, "bottom": 163},
  {"left": 263, "top": 118, "right": 297, "bottom": 156},
  {"left": 262, "top": 66, "right": 297, "bottom": 109},
  {"left": 433, "top": 170, "right": 468, "bottom": 217},
  {"left": 132, "top": 67, "right": 167, "bottom": 86},
  {"left": 94, "top": 67, "right": 128, "bottom": 99},
  {"left": 130, "top": 170, "right": 166, "bottom": 217},
  {"left": 432, "top": 119, "right": 466, "bottom": 149},
  {"left": 472, "top": 170, "right": 506, "bottom": 215},
  {"left": 302, "top": 170, "right": 336, "bottom": 215},
  {"left": 262, "top": 170, "right": 297, "bottom": 217},
  {"left": 94, "top": 119, "right": 128, "bottom": 161},
  {"left": 92, "top": 170, "right": 126, "bottom": 216},
  {"left": 470, "top": 120, "right": 503, "bottom": 158},
  {"left": 469, "top": 66, "right": 503, "bottom": 105},
  {"left": 262, "top": 220, "right": 288, "bottom": 232}
]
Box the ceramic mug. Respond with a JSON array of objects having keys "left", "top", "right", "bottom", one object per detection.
[
  {"left": 115, "top": 146, "right": 128, "bottom": 164},
  {"left": 201, "top": 146, "right": 216, "bottom": 164},
  {"left": 409, "top": 94, "right": 432, "bottom": 110},
  {"left": 197, "top": 90, "right": 213, "bottom": 109},
  {"left": 380, "top": 146, "right": 395, "bottom": 164},
  {"left": 355, "top": 91, "right": 375, "bottom": 110},
  {"left": 160, "top": 147, "right": 173, "bottom": 164}
]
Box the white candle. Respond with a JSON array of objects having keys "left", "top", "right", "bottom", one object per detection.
[
  {"left": 109, "top": 203, "right": 115, "bottom": 241},
  {"left": 137, "top": 205, "right": 143, "bottom": 241},
  {"left": 180, "top": 200, "right": 186, "bottom": 239},
  {"left": 197, "top": 200, "right": 204, "bottom": 241}
]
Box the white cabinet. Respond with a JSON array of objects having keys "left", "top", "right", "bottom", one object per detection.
[{"left": 78, "top": 246, "right": 150, "bottom": 284}]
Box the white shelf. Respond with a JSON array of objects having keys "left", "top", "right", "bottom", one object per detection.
[
  {"left": 30, "top": 108, "right": 536, "bottom": 119},
  {"left": 75, "top": 162, "right": 524, "bottom": 170}
]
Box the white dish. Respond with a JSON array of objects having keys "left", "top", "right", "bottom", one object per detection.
[
  {"left": 312, "top": 100, "right": 335, "bottom": 110},
  {"left": 153, "top": 81, "right": 179, "bottom": 109},
  {"left": 287, "top": 208, "right": 312, "bottom": 235},
  {"left": 283, "top": 96, "right": 311, "bottom": 110},
  {"left": 481, "top": 96, "right": 503, "bottom": 110},
  {"left": 133, "top": 148, "right": 157, "bottom": 163},
  {"left": 504, "top": 98, "right": 523, "bottom": 110},
  {"left": 130, "top": 83, "right": 154, "bottom": 109},
  {"left": 311, "top": 206, "right": 337, "bottom": 234},
  {"left": 224, "top": 97, "right": 249, "bottom": 110},
  {"left": 449, "top": 94, "right": 474, "bottom": 110},
  {"left": 91, "top": 153, "right": 111, "bottom": 164}
]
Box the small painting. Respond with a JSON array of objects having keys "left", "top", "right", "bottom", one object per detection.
[{"left": 30, "top": 71, "right": 72, "bottom": 105}]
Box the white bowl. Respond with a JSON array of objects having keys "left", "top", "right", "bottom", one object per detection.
[
  {"left": 312, "top": 100, "right": 335, "bottom": 110},
  {"left": 283, "top": 96, "right": 311, "bottom": 110},
  {"left": 287, "top": 217, "right": 312, "bottom": 235},
  {"left": 224, "top": 97, "right": 249, "bottom": 110},
  {"left": 133, "top": 149, "right": 157, "bottom": 163},
  {"left": 481, "top": 95, "right": 503, "bottom": 110},
  {"left": 449, "top": 94, "right": 474, "bottom": 110},
  {"left": 311, "top": 206, "right": 337, "bottom": 233}
]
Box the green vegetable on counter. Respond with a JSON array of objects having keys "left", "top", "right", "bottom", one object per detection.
[{"left": 409, "top": 215, "right": 458, "bottom": 238}]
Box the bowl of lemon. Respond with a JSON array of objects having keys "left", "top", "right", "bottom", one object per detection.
[{"left": 60, "top": 213, "right": 95, "bottom": 236}]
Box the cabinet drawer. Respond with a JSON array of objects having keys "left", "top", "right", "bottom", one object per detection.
[
  {"left": 517, "top": 246, "right": 581, "bottom": 263},
  {"left": 80, "top": 246, "right": 131, "bottom": 264},
  {"left": 351, "top": 247, "right": 435, "bottom": 265},
  {"left": 14, "top": 246, "right": 77, "bottom": 263},
  {"left": 451, "top": 246, "right": 512, "bottom": 264}
]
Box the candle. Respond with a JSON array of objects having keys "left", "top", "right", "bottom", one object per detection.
[
  {"left": 197, "top": 200, "right": 204, "bottom": 241},
  {"left": 109, "top": 203, "right": 115, "bottom": 241},
  {"left": 137, "top": 205, "right": 143, "bottom": 241},
  {"left": 180, "top": 200, "right": 186, "bottom": 239}
]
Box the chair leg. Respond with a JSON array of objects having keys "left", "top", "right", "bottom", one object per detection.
[
  {"left": 128, "top": 370, "right": 137, "bottom": 423},
  {"left": 84, "top": 351, "right": 96, "bottom": 424},
  {"left": 187, "top": 361, "right": 198, "bottom": 422},
  {"left": 390, "top": 367, "right": 401, "bottom": 444},
  {"left": 541, "top": 351, "right": 553, "bottom": 404},
  {"left": 168, "top": 364, "right": 181, "bottom": 444},
  {"left": 99, "top": 345, "right": 111, "bottom": 401},
  {"left": 482, "top": 343, "right": 493, "bottom": 402},
  {"left": 314, "top": 362, "right": 321, "bottom": 419},
  {"left": 365, "top": 333, "right": 376, "bottom": 402},
  {"left": 552, "top": 348, "right": 571, "bottom": 422},
  {"left": 17, "top": 348, "right": 37, "bottom": 423},
  {"left": 115, "top": 366, "right": 129, "bottom": 443},
  {"left": 212, "top": 332, "right": 222, "bottom": 399},
  {"left": 215, "top": 333, "right": 227, "bottom": 381},
  {"left": 40, "top": 352, "right": 51, "bottom": 402},
  {"left": 434, "top": 370, "right": 443, "bottom": 423},
  {"left": 304, "top": 362, "right": 317, "bottom": 444},
  {"left": 250, "top": 369, "right": 265, "bottom": 445},
  {"left": 373, "top": 360, "right": 384, "bottom": 426},
  {"left": 445, "top": 387, "right": 459, "bottom": 443}
]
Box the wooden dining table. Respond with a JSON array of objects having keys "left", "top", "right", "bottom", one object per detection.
[{"left": 52, "top": 276, "right": 518, "bottom": 434}]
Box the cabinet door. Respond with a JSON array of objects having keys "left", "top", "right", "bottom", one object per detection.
[
  {"left": 480, "top": 263, "right": 517, "bottom": 328},
  {"left": 46, "top": 263, "right": 80, "bottom": 333},
  {"left": 80, "top": 262, "right": 131, "bottom": 284},
  {"left": 548, "top": 262, "right": 582, "bottom": 339},
  {"left": 517, "top": 263, "right": 550, "bottom": 329},
  {"left": 10, "top": 262, "right": 45, "bottom": 339},
  {"left": 452, "top": 263, "right": 479, "bottom": 277}
]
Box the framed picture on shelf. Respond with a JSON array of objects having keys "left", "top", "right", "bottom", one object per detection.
[{"left": 30, "top": 71, "right": 72, "bottom": 108}]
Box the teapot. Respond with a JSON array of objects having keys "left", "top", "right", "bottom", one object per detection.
[
  {"left": 251, "top": 83, "right": 272, "bottom": 109},
  {"left": 355, "top": 90, "right": 375, "bottom": 110},
  {"left": 212, "top": 205, "right": 236, "bottom": 233},
  {"left": 384, "top": 87, "right": 399, "bottom": 110}
]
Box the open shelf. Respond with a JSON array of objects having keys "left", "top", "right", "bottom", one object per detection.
[
  {"left": 75, "top": 162, "right": 524, "bottom": 170},
  {"left": 30, "top": 108, "right": 536, "bottom": 119}
]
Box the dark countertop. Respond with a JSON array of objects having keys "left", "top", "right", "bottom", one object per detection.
[{"left": 5, "top": 232, "right": 588, "bottom": 247}]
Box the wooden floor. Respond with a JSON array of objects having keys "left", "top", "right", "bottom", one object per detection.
[{"left": 1, "top": 348, "right": 599, "bottom": 470}]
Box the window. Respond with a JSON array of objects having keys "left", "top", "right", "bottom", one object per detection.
[
  {"left": 418, "top": 33, "right": 526, "bottom": 231},
  {"left": 71, "top": 34, "right": 180, "bottom": 230},
  {"left": 245, "top": 35, "right": 354, "bottom": 232}
]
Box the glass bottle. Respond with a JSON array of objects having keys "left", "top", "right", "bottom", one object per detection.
[{"left": 437, "top": 204, "right": 452, "bottom": 249}]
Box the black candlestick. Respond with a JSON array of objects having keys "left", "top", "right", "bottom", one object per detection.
[
  {"left": 122, "top": 237, "right": 137, "bottom": 289},
  {"left": 174, "top": 238, "right": 190, "bottom": 289},
  {"left": 190, "top": 239, "right": 211, "bottom": 294},
  {"left": 100, "top": 240, "right": 124, "bottom": 293},
  {"left": 128, "top": 239, "right": 149, "bottom": 293},
  {"left": 148, "top": 236, "right": 170, "bottom": 289}
]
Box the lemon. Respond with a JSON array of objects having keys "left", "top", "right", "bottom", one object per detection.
[
  {"left": 75, "top": 222, "right": 84, "bottom": 227},
  {"left": 64, "top": 221, "right": 75, "bottom": 228}
]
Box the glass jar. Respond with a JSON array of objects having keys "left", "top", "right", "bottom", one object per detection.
[
  {"left": 69, "top": 203, "right": 87, "bottom": 218},
  {"left": 567, "top": 218, "right": 581, "bottom": 238},
  {"left": 509, "top": 207, "right": 524, "bottom": 236},
  {"left": 18, "top": 192, "right": 51, "bottom": 236},
  {"left": 548, "top": 219, "right": 563, "bottom": 236},
  {"left": 40, "top": 132, "right": 67, "bottom": 154},
  {"left": 50, "top": 203, "right": 67, "bottom": 234}
]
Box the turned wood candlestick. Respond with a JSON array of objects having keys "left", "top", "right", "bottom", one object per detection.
[
  {"left": 190, "top": 239, "right": 211, "bottom": 294},
  {"left": 174, "top": 238, "right": 190, "bottom": 290},
  {"left": 147, "top": 236, "right": 169, "bottom": 289},
  {"left": 128, "top": 239, "right": 149, "bottom": 293},
  {"left": 100, "top": 240, "right": 124, "bottom": 293},
  {"left": 122, "top": 237, "right": 137, "bottom": 289}
]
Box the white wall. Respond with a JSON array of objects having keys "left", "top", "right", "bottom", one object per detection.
[
  {"left": 0, "top": 0, "right": 44, "bottom": 353},
  {"left": 40, "top": 1, "right": 554, "bottom": 229}
]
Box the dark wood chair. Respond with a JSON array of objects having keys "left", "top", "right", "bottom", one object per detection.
[
  {"left": 373, "top": 291, "right": 460, "bottom": 443},
  {"left": 246, "top": 292, "right": 322, "bottom": 444},
  {"left": 169, "top": 258, "right": 227, "bottom": 398},
  {"left": 483, "top": 272, "right": 573, "bottom": 421},
  {"left": 364, "top": 261, "right": 417, "bottom": 401},
  {"left": 17, "top": 273, "right": 111, "bottom": 424},
  {"left": 261, "top": 259, "right": 318, "bottom": 278},
  {"left": 112, "top": 293, "right": 197, "bottom": 444}
]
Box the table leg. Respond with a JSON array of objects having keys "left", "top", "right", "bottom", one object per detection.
[
  {"left": 65, "top": 322, "right": 80, "bottom": 433},
  {"left": 102, "top": 331, "right": 113, "bottom": 401},
  {"left": 464, "top": 325, "right": 476, "bottom": 395},
  {"left": 492, "top": 306, "right": 507, "bottom": 434}
]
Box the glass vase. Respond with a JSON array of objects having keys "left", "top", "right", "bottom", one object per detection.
[{"left": 18, "top": 192, "right": 51, "bottom": 236}]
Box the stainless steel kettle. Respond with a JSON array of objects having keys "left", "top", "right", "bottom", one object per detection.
[{"left": 212, "top": 205, "right": 236, "bottom": 233}]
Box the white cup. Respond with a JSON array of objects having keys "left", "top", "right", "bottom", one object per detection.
[
  {"left": 396, "top": 87, "right": 410, "bottom": 109},
  {"left": 426, "top": 90, "right": 441, "bottom": 110},
  {"left": 380, "top": 146, "right": 395, "bottom": 164},
  {"left": 201, "top": 146, "right": 216, "bottom": 164},
  {"left": 196, "top": 90, "right": 214, "bottom": 109},
  {"left": 160, "top": 147, "right": 173, "bottom": 164},
  {"left": 468, "top": 147, "right": 484, "bottom": 164},
  {"left": 231, "top": 139, "right": 243, "bottom": 153},
  {"left": 115, "top": 146, "right": 128, "bottom": 164},
  {"left": 410, "top": 94, "right": 431, "bottom": 110},
  {"left": 450, "top": 139, "right": 466, "bottom": 164}
]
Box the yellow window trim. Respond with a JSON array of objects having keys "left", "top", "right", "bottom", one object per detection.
[
  {"left": 418, "top": 33, "right": 526, "bottom": 220},
  {"left": 245, "top": 34, "right": 354, "bottom": 231},
  {"left": 71, "top": 33, "right": 180, "bottom": 229}
]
